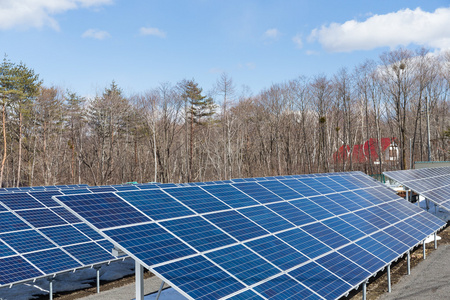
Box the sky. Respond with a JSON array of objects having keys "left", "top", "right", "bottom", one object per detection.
[{"left": 1, "top": 0, "right": 450, "bottom": 98}]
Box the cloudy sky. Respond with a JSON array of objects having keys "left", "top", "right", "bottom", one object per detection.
[{"left": 1, "top": 0, "right": 449, "bottom": 97}]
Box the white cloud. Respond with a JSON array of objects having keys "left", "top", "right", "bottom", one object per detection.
[
  {"left": 292, "top": 34, "right": 303, "bottom": 49},
  {"left": 264, "top": 28, "right": 280, "bottom": 40},
  {"left": 309, "top": 7, "right": 450, "bottom": 52},
  {"left": 82, "top": 28, "right": 110, "bottom": 40},
  {"left": 0, "top": 0, "right": 112, "bottom": 30},
  {"left": 140, "top": 27, "right": 166, "bottom": 38}
]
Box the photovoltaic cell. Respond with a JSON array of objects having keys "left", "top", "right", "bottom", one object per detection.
[
  {"left": 24, "top": 248, "right": 81, "bottom": 274},
  {"left": 0, "top": 256, "right": 43, "bottom": 285},
  {"left": 40, "top": 225, "right": 91, "bottom": 246},
  {"left": 161, "top": 216, "right": 236, "bottom": 252},
  {"left": 203, "top": 210, "right": 269, "bottom": 242},
  {"left": 232, "top": 182, "right": 282, "bottom": 204},
  {"left": 16, "top": 209, "right": 67, "bottom": 228},
  {"left": 245, "top": 235, "right": 309, "bottom": 270},
  {"left": 104, "top": 223, "right": 196, "bottom": 265},
  {"left": 290, "top": 261, "right": 351, "bottom": 300},
  {"left": 0, "top": 240, "right": 16, "bottom": 257},
  {"left": 201, "top": 185, "right": 259, "bottom": 208},
  {"left": 280, "top": 179, "right": 320, "bottom": 197},
  {"left": 266, "top": 202, "right": 316, "bottom": 227},
  {"left": 55, "top": 193, "right": 150, "bottom": 229},
  {"left": 253, "top": 274, "right": 321, "bottom": 300},
  {"left": 154, "top": 255, "right": 245, "bottom": 300},
  {"left": 0, "top": 230, "right": 56, "bottom": 253},
  {"left": 118, "top": 189, "right": 194, "bottom": 220},
  {"left": 0, "top": 193, "right": 44, "bottom": 210},
  {"left": 164, "top": 187, "right": 230, "bottom": 214},
  {"left": 0, "top": 212, "right": 31, "bottom": 233},
  {"left": 63, "top": 242, "right": 115, "bottom": 265},
  {"left": 205, "top": 244, "right": 280, "bottom": 285},
  {"left": 257, "top": 180, "right": 302, "bottom": 200},
  {"left": 238, "top": 206, "right": 294, "bottom": 233},
  {"left": 276, "top": 228, "right": 332, "bottom": 259}
]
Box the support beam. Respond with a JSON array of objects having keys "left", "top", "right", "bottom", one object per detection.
[
  {"left": 362, "top": 281, "right": 367, "bottom": 300},
  {"left": 95, "top": 266, "right": 101, "bottom": 293},
  {"left": 136, "top": 260, "right": 144, "bottom": 300},
  {"left": 405, "top": 189, "right": 409, "bottom": 202},
  {"left": 423, "top": 241, "right": 426, "bottom": 259},
  {"left": 434, "top": 232, "right": 437, "bottom": 250},
  {"left": 387, "top": 264, "right": 391, "bottom": 293},
  {"left": 407, "top": 251, "right": 410, "bottom": 275},
  {"left": 156, "top": 280, "right": 165, "bottom": 300},
  {"left": 48, "top": 278, "right": 54, "bottom": 300}
]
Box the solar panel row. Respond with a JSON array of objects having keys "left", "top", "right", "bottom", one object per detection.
[
  {"left": 55, "top": 172, "right": 445, "bottom": 300},
  {"left": 0, "top": 189, "right": 125, "bottom": 288},
  {"left": 384, "top": 167, "right": 450, "bottom": 210}
]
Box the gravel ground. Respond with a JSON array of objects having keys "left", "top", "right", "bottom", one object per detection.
[{"left": 377, "top": 243, "right": 450, "bottom": 300}]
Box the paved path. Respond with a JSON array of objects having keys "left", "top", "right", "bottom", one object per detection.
[{"left": 378, "top": 244, "right": 450, "bottom": 300}]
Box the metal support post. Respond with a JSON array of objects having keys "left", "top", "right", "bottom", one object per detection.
[
  {"left": 387, "top": 264, "right": 391, "bottom": 293},
  {"left": 423, "top": 241, "right": 426, "bottom": 259},
  {"left": 156, "top": 280, "right": 165, "bottom": 300},
  {"left": 94, "top": 266, "right": 101, "bottom": 293},
  {"left": 407, "top": 251, "right": 410, "bottom": 275},
  {"left": 362, "top": 281, "right": 367, "bottom": 300},
  {"left": 405, "top": 189, "right": 409, "bottom": 202},
  {"left": 48, "top": 278, "right": 54, "bottom": 300},
  {"left": 136, "top": 260, "right": 144, "bottom": 300},
  {"left": 434, "top": 232, "right": 437, "bottom": 249}
]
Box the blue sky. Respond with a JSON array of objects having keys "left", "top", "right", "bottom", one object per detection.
[{"left": 1, "top": 0, "right": 450, "bottom": 98}]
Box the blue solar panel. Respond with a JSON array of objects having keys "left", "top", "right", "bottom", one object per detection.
[
  {"left": 279, "top": 179, "right": 320, "bottom": 197},
  {"left": 0, "top": 230, "right": 56, "bottom": 253},
  {"left": 232, "top": 182, "right": 282, "bottom": 204},
  {"left": 253, "top": 274, "right": 321, "bottom": 300},
  {"left": 227, "top": 289, "right": 263, "bottom": 300},
  {"left": 50, "top": 207, "right": 83, "bottom": 224},
  {"left": 238, "top": 206, "right": 294, "bottom": 233},
  {"left": 118, "top": 189, "right": 194, "bottom": 220},
  {"left": 52, "top": 171, "right": 446, "bottom": 300},
  {"left": 266, "top": 202, "right": 316, "bottom": 226},
  {"left": 0, "top": 256, "right": 43, "bottom": 285},
  {"left": 164, "top": 187, "right": 230, "bottom": 213},
  {"left": 0, "top": 193, "right": 44, "bottom": 210},
  {"left": 29, "top": 191, "right": 62, "bottom": 207},
  {"left": 154, "top": 255, "right": 245, "bottom": 300},
  {"left": 55, "top": 193, "right": 150, "bottom": 229},
  {"left": 161, "top": 216, "right": 236, "bottom": 252},
  {"left": 205, "top": 244, "right": 280, "bottom": 285},
  {"left": 201, "top": 184, "right": 259, "bottom": 208},
  {"left": 63, "top": 242, "right": 115, "bottom": 265},
  {"left": 203, "top": 211, "right": 269, "bottom": 241},
  {"left": 337, "top": 243, "right": 385, "bottom": 274},
  {"left": 16, "top": 209, "right": 67, "bottom": 228},
  {"left": 104, "top": 223, "right": 196, "bottom": 265},
  {"left": 276, "top": 228, "right": 332, "bottom": 259},
  {"left": 290, "top": 261, "right": 351, "bottom": 299},
  {"left": 289, "top": 198, "right": 333, "bottom": 220},
  {"left": 40, "top": 225, "right": 91, "bottom": 246},
  {"left": 0, "top": 212, "right": 31, "bottom": 233},
  {"left": 257, "top": 180, "right": 302, "bottom": 200},
  {"left": 245, "top": 235, "right": 309, "bottom": 270},
  {"left": 24, "top": 248, "right": 81, "bottom": 274},
  {"left": 0, "top": 240, "right": 16, "bottom": 257}
]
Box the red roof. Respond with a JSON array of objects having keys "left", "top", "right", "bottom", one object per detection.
[{"left": 333, "top": 137, "right": 396, "bottom": 164}]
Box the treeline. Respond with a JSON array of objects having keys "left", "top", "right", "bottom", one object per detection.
[{"left": 0, "top": 47, "right": 449, "bottom": 187}]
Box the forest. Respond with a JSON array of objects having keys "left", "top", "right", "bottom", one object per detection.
[{"left": 0, "top": 47, "right": 449, "bottom": 187}]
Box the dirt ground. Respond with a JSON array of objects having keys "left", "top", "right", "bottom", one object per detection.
[{"left": 40, "top": 223, "right": 450, "bottom": 300}]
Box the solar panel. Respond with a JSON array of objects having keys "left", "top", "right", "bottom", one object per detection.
[
  {"left": 384, "top": 166, "right": 450, "bottom": 211},
  {"left": 0, "top": 188, "right": 126, "bottom": 288},
  {"left": 54, "top": 172, "right": 445, "bottom": 300}
]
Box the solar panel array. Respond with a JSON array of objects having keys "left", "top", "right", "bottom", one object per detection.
[
  {"left": 54, "top": 172, "right": 445, "bottom": 300},
  {"left": 0, "top": 181, "right": 186, "bottom": 288},
  {"left": 384, "top": 166, "right": 450, "bottom": 210},
  {"left": 0, "top": 188, "right": 127, "bottom": 288}
]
